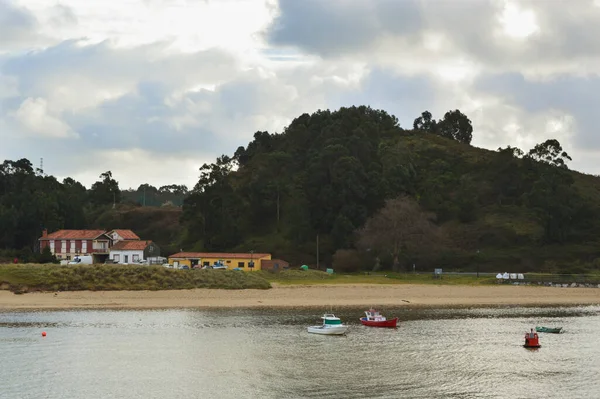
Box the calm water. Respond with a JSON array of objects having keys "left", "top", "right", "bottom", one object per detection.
[{"left": 2, "top": 305, "right": 600, "bottom": 398}]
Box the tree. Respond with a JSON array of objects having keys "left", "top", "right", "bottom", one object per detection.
[
  {"left": 526, "top": 139, "right": 572, "bottom": 169},
  {"left": 356, "top": 196, "right": 443, "bottom": 272},
  {"left": 37, "top": 246, "right": 58, "bottom": 264},
  {"left": 437, "top": 110, "right": 473, "bottom": 144},
  {"left": 89, "top": 171, "right": 121, "bottom": 207},
  {"left": 413, "top": 111, "right": 437, "bottom": 132}
]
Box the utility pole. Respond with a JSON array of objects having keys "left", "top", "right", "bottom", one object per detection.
[
  {"left": 143, "top": 186, "right": 146, "bottom": 207},
  {"left": 112, "top": 192, "right": 116, "bottom": 209},
  {"left": 276, "top": 184, "right": 280, "bottom": 232},
  {"left": 316, "top": 234, "right": 319, "bottom": 270}
]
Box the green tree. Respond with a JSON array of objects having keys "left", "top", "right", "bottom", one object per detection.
[
  {"left": 526, "top": 139, "right": 572, "bottom": 169},
  {"left": 413, "top": 110, "right": 437, "bottom": 132},
  {"left": 437, "top": 109, "right": 473, "bottom": 144},
  {"left": 89, "top": 171, "right": 121, "bottom": 207}
]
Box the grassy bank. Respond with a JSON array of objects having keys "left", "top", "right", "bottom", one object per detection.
[
  {"left": 0, "top": 264, "right": 271, "bottom": 293},
  {"left": 258, "top": 269, "right": 497, "bottom": 285}
]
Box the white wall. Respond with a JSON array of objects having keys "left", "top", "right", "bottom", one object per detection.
[{"left": 110, "top": 249, "right": 144, "bottom": 264}]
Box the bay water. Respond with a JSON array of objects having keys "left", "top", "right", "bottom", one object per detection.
[{"left": 2, "top": 305, "right": 600, "bottom": 398}]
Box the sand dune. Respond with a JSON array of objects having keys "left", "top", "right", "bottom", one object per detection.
[{"left": 1, "top": 284, "right": 599, "bottom": 310}]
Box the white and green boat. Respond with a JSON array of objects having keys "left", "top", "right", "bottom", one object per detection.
[{"left": 307, "top": 313, "right": 348, "bottom": 335}]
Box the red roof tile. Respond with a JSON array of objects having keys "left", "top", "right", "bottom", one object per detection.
[
  {"left": 169, "top": 252, "right": 271, "bottom": 259},
  {"left": 40, "top": 230, "right": 108, "bottom": 240},
  {"left": 108, "top": 229, "right": 140, "bottom": 240},
  {"left": 111, "top": 240, "right": 152, "bottom": 251}
]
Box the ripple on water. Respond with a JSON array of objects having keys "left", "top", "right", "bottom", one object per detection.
[{"left": 1, "top": 306, "right": 600, "bottom": 399}]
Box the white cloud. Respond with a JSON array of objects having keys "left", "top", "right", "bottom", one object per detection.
[
  {"left": 497, "top": 1, "right": 540, "bottom": 39},
  {"left": 61, "top": 148, "right": 207, "bottom": 189},
  {"left": 12, "top": 97, "right": 78, "bottom": 139}
]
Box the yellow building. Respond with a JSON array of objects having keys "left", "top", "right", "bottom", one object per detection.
[{"left": 168, "top": 252, "right": 271, "bottom": 271}]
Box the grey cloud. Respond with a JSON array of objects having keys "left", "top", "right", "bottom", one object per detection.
[
  {"left": 0, "top": 0, "right": 39, "bottom": 46},
  {"left": 325, "top": 67, "right": 436, "bottom": 128},
  {"left": 266, "top": 0, "right": 423, "bottom": 56},
  {"left": 1, "top": 40, "right": 239, "bottom": 96},
  {"left": 47, "top": 4, "right": 78, "bottom": 27},
  {"left": 475, "top": 72, "right": 600, "bottom": 150},
  {"left": 267, "top": 0, "right": 600, "bottom": 70}
]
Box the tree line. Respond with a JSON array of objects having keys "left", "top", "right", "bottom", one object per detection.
[{"left": 0, "top": 160, "right": 187, "bottom": 262}]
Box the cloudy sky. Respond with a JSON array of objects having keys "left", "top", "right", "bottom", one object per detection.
[{"left": 1, "top": 0, "right": 599, "bottom": 189}]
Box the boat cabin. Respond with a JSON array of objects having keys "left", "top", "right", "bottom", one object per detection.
[
  {"left": 321, "top": 314, "right": 342, "bottom": 325},
  {"left": 364, "top": 309, "right": 387, "bottom": 321}
]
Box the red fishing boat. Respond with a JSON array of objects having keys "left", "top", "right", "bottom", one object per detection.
[
  {"left": 360, "top": 308, "right": 398, "bottom": 328},
  {"left": 524, "top": 329, "right": 541, "bottom": 348}
]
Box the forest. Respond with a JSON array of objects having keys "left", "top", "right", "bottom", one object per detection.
[{"left": 2, "top": 105, "right": 600, "bottom": 273}]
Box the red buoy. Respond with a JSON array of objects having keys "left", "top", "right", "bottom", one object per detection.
[
  {"left": 41, "top": 331, "right": 47, "bottom": 337},
  {"left": 524, "top": 329, "right": 540, "bottom": 348}
]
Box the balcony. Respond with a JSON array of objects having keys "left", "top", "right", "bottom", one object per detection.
[{"left": 89, "top": 248, "right": 109, "bottom": 254}]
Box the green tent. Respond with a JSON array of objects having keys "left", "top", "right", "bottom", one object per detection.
[{"left": 300, "top": 265, "right": 309, "bottom": 271}]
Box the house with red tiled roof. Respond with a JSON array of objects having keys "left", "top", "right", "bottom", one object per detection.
[
  {"left": 38, "top": 229, "right": 112, "bottom": 262},
  {"left": 109, "top": 240, "right": 160, "bottom": 264},
  {"left": 167, "top": 252, "right": 272, "bottom": 271},
  {"left": 107, "top": 229, "right": 140, "bottom": 242}
]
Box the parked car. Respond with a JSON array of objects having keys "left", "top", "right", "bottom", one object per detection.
[{"left": 69, "top": 255, "right": 93, "bottom": 265}]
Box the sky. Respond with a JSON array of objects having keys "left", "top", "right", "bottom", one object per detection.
[{"left": 1, "top": 0, "right": 600, "bottom": 189}]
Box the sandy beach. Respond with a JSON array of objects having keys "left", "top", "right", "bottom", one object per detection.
[{"left": 1, "top": 284, "right": 600, "bottom": 310}]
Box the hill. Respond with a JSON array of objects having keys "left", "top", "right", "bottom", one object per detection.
[{"left": 180, "top": 106, "right": 600, "bottom": 274}]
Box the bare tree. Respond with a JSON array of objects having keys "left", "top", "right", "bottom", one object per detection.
[{"left": 356, "top": 195, "right": 442, "bottom": 272}]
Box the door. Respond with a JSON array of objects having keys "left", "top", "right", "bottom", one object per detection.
[{"left": 124, "top": 255, "right": 129, "bottom": 263}]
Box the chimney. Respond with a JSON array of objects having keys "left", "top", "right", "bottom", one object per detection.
[{"left": 42, "top": 229, "right": 48, "bottom": 238}]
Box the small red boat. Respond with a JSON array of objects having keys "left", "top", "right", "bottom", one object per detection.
[
  {"left": 360, "top": 308, "right": 398, "bottom": 328},
  {"left": 524, "top": 329, "right": 541, "bottom": 348}
]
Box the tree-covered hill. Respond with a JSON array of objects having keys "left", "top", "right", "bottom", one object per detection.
[{"left": 181, "top": 106, "right": 600, "bottom": 273}]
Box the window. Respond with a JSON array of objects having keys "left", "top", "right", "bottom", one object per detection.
[
  {"left": 70, "top": 240, "right": 76, "bottom": 253},
  {"left": 226, "top": 260, "right": 231, "bottom": 263},
  {"left": 203, "top": 261, "right": 210, "bottom": 266},
  {"left": 132, "top": 254, "right": 139, "bottom": 262},
  {"left": 113, "top": 254, "right": 120, "bottom": 262},
  {"left": 238, "top": 262, "right": 245, "bottom": 268}
]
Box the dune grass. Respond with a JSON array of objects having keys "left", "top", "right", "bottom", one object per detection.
[{"left": 0, "top": 264, "right": 271, "bottom": 293}]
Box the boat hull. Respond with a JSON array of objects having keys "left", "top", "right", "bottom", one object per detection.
[
  {"left": 360, "top": 317, "right": 398, "bottom": 328},
  {"left": 536, "top": 327, "right": 562, "bottom": 334},
  {"left": 307, "top": 325, "right": 348, "bottom": 335}
]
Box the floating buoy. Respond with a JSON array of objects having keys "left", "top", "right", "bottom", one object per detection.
[{"left": 41, "top": 331, "right": 47, "bottom": 337}]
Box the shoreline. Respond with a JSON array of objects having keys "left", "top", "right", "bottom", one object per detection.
[{"left": 1, "top": 283, "right": 600, "bottom": 311}]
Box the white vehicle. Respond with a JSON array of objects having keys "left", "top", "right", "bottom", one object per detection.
[
  {"left": 68, "top": 255, "right": 93, "bottom": 265},
  {"left": 202, "top": 261, "right": 228, "bottom": 270}
]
